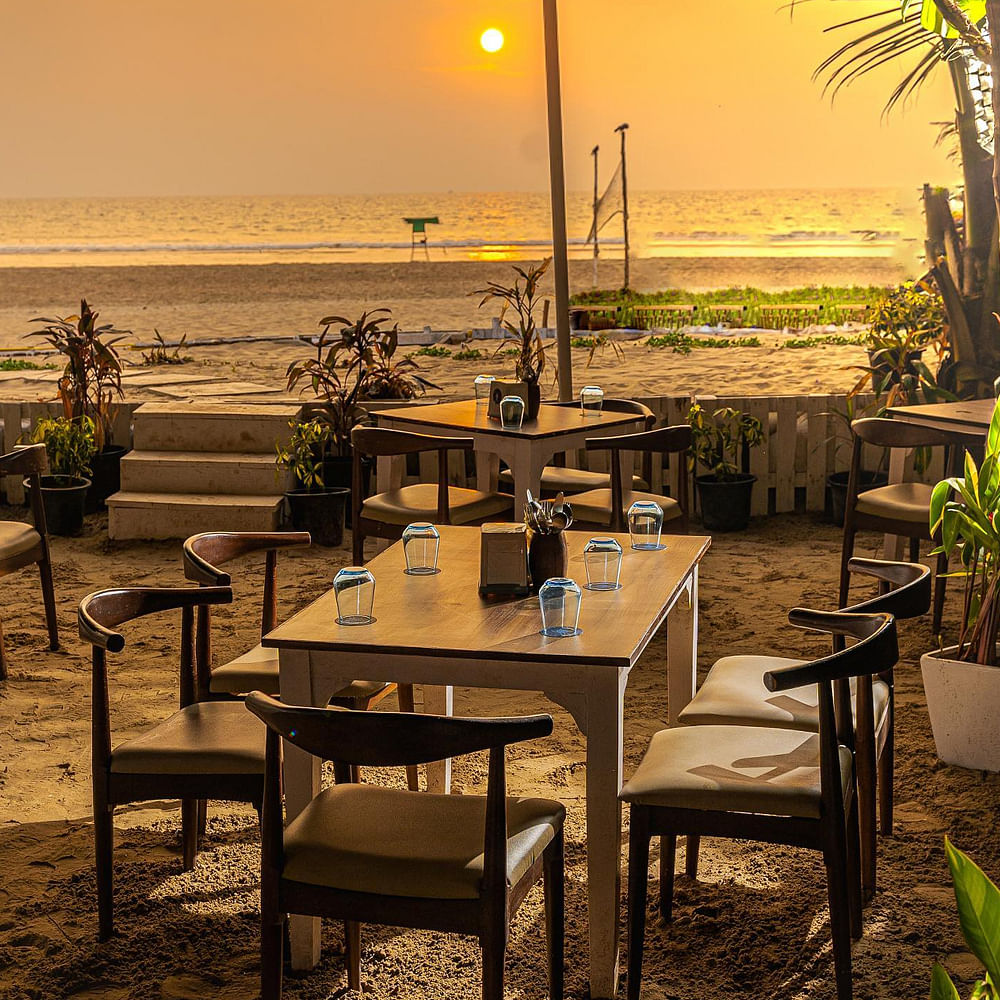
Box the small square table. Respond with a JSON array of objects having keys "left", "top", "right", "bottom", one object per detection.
[
  {"left": 265, "top": 525, "right": 710, "bottom": 999},
  {"left": 374, "top": 399, "right": 646, "bottom": 518}
]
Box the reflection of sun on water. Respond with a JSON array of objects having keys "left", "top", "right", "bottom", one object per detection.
[{"left": 480, "top": 28, "right": 504, "bottom": 53}]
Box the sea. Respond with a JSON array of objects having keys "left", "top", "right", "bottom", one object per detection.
[{"left": 0, "top": 187, "right": 925, "bottom": 271}]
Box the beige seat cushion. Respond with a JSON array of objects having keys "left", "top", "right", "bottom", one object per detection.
[
  {"left": 361, "top": 485, "right": 512, "bottom": 527},
  {"left": 111, "top": 701, "right": 265, "bottom": 775},
  {"left": 855, "top": 482, "right": 932, "bottom": 524},
  {"left": 566, "top": 489, "right": 682, "bottom": 527},
  {"left": 211, "top": 643, "right": 389, "bottom": 704},
  {"left": 620, "top": 725, "right": 852, "bottom": 819},
  {"left": 282, "top": 784, "right": 564, "bottom": 899},
  {"left": 0, "top": 521, "right": 41, "bottom": 562},
  {"left": 498, "top": 466, "right": 648, "bottom": 494},
  {"left": 677, "top": 654, "right": 890, "bottom": 732}
]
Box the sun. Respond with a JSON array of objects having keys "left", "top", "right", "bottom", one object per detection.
[{"left": 480, "top": 28, "right": 504, "bottom": 53}]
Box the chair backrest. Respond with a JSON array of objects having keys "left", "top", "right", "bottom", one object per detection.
[
  {"left": 0, "top": 444, "right": 50, "bottom": 540},
  {"left": 183, "top": 531, "right": 311, "bottom": 698},
  {"left": 79, "top": 586, "right": 233, "bottom": 773},
  {"left": 842, "top": 557, "right": 930, "bottom": 622},
  {"left": 351, "top": 426, "right": 475, "bottom": 526},
  {"left": 246, "top": 691, "right": 553, "bottom": 903}
]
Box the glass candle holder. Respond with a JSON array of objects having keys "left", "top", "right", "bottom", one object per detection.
[
  {"left": 584, "top": 536, "right": 623, "bottom": 591},
  {"left": 628, "top": 500, "right": 665, "bottom": 550},
  {"left": 500, "top": 394, "right": 525, "bottom": 430},
  {"left": 475, "top": 374, "right": 495, "bottom": 404},
  {"left": 580, "top": 385, "right": 604, "bottom": 416},
  {"left": 539, "top": 577, "right": 583, "bottom": 637},
  {"left": 403, "top": 522, "right": 441, "bottom": 575},
  {"left": 333, "top": 566, "right": 376, "bottom": 626}
]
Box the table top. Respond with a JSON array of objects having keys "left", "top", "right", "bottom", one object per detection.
[
  {"left": 888, "top": 398, "right": 995, "bottom": 432},
  {"left": 374, "top": 399, "right": 643, "bottom": 441},
  {"left": 264, "top": 525, "right": 711, "bottom": 668}
]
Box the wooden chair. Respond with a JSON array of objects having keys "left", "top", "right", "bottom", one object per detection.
[
  {"left": 497, "top": 398, "right": 656, "bottom": 496},
  {"left": 564, "top": 424, "right": 692, "bottom": 533},
  {"left": 351, "top": 426, "right": 513, "bottom": 565},
  {"left": 245, "top": 692, "right": 565, "bottom": 1000},
  {"left": 840, "top": 417, "right": 968, "bottom": 632},
  {"left": 0, "top": 444, "right": 58, "bottom": 679},
  {"left": 622, "top": 609, "right": 898, "bottom": 1000},
  {"left": 183, "top": 530, "right": 419, "bottom": 790},
  {"left": 79, "top": 585, "right": 266, "bottom": 941},
  {"left": 677, "top": 558, "right": 930, "bottom": 901}
]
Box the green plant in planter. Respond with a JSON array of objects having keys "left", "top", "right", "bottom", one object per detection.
[
  {"left": 687, "top": 403, "right": 764, "bottom": 481},
  {"left": 275, "top": 418, "right": 340, "bottom": 491},
  {"left": 930, "top": 838, "right": 1000, "bottom": 1000},
  {"left": 929, "top": 397, "right": 1000, "bottom": 666},
  {"left": 31, "top": 416, "right": 96, "bottom": 482}
]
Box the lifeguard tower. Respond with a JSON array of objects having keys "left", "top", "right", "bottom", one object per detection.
[{"left": 403, "top": 216, "right": 439, "bottom": 260}]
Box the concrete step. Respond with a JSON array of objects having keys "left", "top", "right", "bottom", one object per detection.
[
  {"left": 107, "top": 491, "right": 284, "bottom": 540},
  {"left": 120, "top": 450, "right": 291, "bottom": 495},
  {"left": 131, "top": 402, "right": 302, "bottom": 454}
]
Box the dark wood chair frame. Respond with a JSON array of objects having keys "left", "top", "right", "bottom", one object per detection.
[
  {"left": 246, "top": 692, "right": 564, "bottom": 1000},
  {"left": 839, "top": 417, "right": 972, "bottom": 633},
  {"left": 625, "top": 610, "right": 899, "bottom": 1000},
  {"left": 79, "top": 585, "right": 265, "bottom": 941},
  {"left": 579, "top": 424, "right": 693, "bottom": 533},
  {"left": 0, "top": 444, "right": 58, "bottom": 679}
]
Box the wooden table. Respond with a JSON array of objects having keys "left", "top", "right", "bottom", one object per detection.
[
  {"left": 265, "top": 525, "right": 711, "bottom": 999},
  {"left": 374, "top": 399, "right": 646, "bottom": 518}
]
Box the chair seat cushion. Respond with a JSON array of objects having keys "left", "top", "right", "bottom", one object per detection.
[
  {"left": 0, "top": 521, "right": 42, "bottom": 562},
  {"left": 855, "top": 482, "right": 932, "bottom": 523},
  {"left": 677, "top": 654, "right": 890, "bottom": 732},
  {"left": 498, "top": 466, "right": 648, "bottom": 494},
  {"left": 210, "top": 643, "right": 390, "bottom": 704},
  {"left": 620, "top": 725, "right": 852, "bottom": 819},
  {"left": 361, "top": 485, "right": 513, "bottom": 527},
  {"left": 110, "top": 701, "right": 265, "bottom": 775},
  {"left": 566, "top": 488, "right": 682, "bottom": 527},
  {"left": 282, "top": 784, "right": 564, "bottom": 900}
]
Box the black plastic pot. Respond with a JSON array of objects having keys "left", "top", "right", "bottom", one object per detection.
[
  {"left": 526, "top": 381, "right": 542, "bottom": 420},
  {"left": 285, "top": 487, "right": 349, "bottom": 547},
  {"left": 39, "top": 475, "right": 91, "bottom": 536},
  {"left": 86, "top": 444, "right": 128, "bottom": 512},
  {"left": 695, "top": 473, "right": 756, "bottom": 532},
  {"left": 827, "top": 470, "right": 889, "bottom": 527}
]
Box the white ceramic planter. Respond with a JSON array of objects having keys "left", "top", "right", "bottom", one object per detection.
[{"left": 920, "top": 646, "right": 1000, "bottom": 772}]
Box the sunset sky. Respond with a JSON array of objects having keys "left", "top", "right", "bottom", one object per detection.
[{"left": 0, "top": 0, "right": 959, "bottom": 198}]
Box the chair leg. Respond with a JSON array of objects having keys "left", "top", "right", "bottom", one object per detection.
[
  {"left": 261, "top": 914, "right": 284, "bottom": 1000},
  {"left": 38, "top": 556, "right": 59, "bottom": 651},
  {"left": 684, "top": 834, "right": 700, "bottom": 880},
  {"left": 0, "top": 616, "right": 7, "bottom": 682},
  {"left": 352, "top": 526, "right": 365, "bottom": 566},
  {"left": 181, "top": 799, "right": 198, "bottom": 871},
  {"left": 823, "top": 828, "right": 855, "bottom": 1000},
  {"left": 544, "top": 830, "right": 564, "bottom": 1000},
  {"left": 197, "top": 799, "right": 207, "bottom": 838},
  {"left": 932, "top": 550, "right": 948, "bottom": 635},
  {"left": 397, "top": 683, "right": 420, "bottom": 792},
  {"left": 856, "top": 725, "right": 877, "bottom": 903},
  {"left": 627, "top": 808, "right": 651, "bottom": 1000},
  {"left": 838, "top": 527, "right": 856, "bottom": 608},
  {"left": 909, "top": 537, "right": 920, "bottom": 564},
  {"left": 658, "top": 833, "right": 676, "bottom": 921},
  {"left": 879, "top": 722, "right": 894, "bottom": 838},
  {"left": 845, "top": 793, "right": 863, "bottom": 940},
  {"left": 481, "top": 928, "right": 506, "bottom": 1000},
  {"left": 94, "top": 803, "right": 114, "bottom": 941},
  {"left": 344, "top": 920, "right": 361, "bottom": 992}
]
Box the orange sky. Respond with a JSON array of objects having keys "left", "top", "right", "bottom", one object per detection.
[{"left": 0, "top": 0, "right": 959, "bottom": 197}]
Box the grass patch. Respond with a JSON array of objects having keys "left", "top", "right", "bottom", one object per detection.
[
  {"left": 414, "top": 345, "right": 451, "bottom": 358},
  {"left": 453, "top": 348, "right": 485, "bottom": 361},
  {"left": 571, "top": 336, "right": 597, "bottom": 348},
  {"left": 782, "top": 333, "right": 867, "bottom": 349},
  {"left": 0, "top": 358, "right": 57, "bottom": 371},
  {"left": 646, "top": 332, "right": 762, "bottom": 355}
]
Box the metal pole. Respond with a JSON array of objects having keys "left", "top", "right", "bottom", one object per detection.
[
  {"left": 543, "top": 0, "right": 573, "bottom": 402},
  {"left": 615, "top": 122, "right": 630, "bottom": 291},
  {"left": 592, "top": 144, "right": 599, "bottom": 288}
]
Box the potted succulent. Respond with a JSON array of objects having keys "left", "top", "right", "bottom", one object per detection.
[
  {"left": 925, "top": 395, "right": 1000, "bottom": 771},
  {"left": 30, "top": 416, "right": 96, "bottom": 535},
  {"left": 474, "top": 258, "right": 552, "bottom": 419},
  {"left": 26, "top": 299, "right": 129, "bottom": 510},
  {"left": 687, "top": 403, "right": 765, "bottom": 532}
]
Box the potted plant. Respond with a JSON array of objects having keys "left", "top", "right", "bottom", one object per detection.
[
  {"left": 474, "top": 258, "right": 552, "bottom": 419},
  {"left": 30, "top": 416, "right": 96, "bottom": 535},
  {"left": 26, "top": 299, "right": 129, "bottom": 510},
  {"left": 687, "top": 402, "right": 764, "bottom": 532},
  {"left": 825, "top": 393, "right": 886, "bottom": 526},
  {"left": 275, "top": 417, "right": 350, "bottom": 547},
  {"left": 925, "top": 396, "right": 1000, "bottom": 771},
  {"left": 862, "top": 279, "right": 946, "bottom": 383}
]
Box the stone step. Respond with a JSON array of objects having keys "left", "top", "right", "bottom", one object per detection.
[
  {"left": 120, "top": 450, "right": 291, "bottom": 495},
  {"left": 107, "top": 491, "right": 284, "bottom": 540},
  {"left": 131, "top": 401, "right": 302, "bottom": 454}
]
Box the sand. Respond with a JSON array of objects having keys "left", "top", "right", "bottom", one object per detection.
[{"left": 2, "top": 511, "right": 999, "bottom": 1000}]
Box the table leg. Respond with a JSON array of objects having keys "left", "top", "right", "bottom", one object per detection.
[
  {"left": 476, "top": 451, "right": 500, "bottom": 493},
  {"left": 510, "top": 441, "right": 546, "bottom": 519},
  {"left": 666, "top": 570, "right": 698, "bottom": 724},
  {"left": 420, "top": 684, "right": 454, "bottom": 793}
]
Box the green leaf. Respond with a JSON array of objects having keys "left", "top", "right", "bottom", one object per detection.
[
  {"left": 931, "top": 963, "right": 961, "bottom": 1000},
  {"left": 920, "top": 0, "right": 986, "bottom": 38},
  {"left": 946, "top": 837, "right": 1000, "bottom": 988}
]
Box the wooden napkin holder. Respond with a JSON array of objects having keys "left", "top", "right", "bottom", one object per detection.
[
  {"left": 487, "top": 380, "right": 529, "bottom": 422},
  {"left": 479, "top": 522, "right": 530, "bottom": 597}
]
